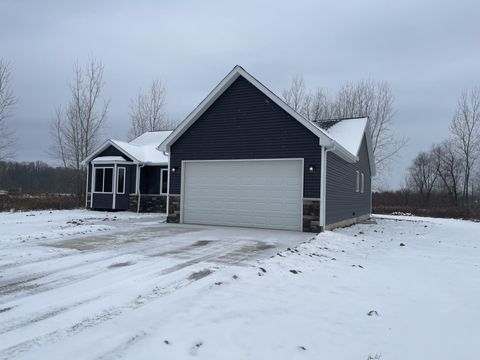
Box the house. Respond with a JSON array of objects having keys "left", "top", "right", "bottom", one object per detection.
[
  {"left": 82, "top": 131, "right": 172, "bottom": 212},
  {"left": 84, "top": 65, "right": 375, "bottom": 233},
  {"left": 158, "top": 66, "right": 375, "bottom": 232}
]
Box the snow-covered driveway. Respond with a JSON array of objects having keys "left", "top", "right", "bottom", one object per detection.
[
  {"left": 0, "top": 210, "right": 479, "bottom": 359},
  {"left": 0, "top": 210, "right": 311, "bottom": 359}
]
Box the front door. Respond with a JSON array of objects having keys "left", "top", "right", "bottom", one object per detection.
[{"left": 114, "top": 166, "right": 129, "bottom": 210}]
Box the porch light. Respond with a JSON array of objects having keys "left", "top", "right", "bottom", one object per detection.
[
  {"left": 308, "top": 165, "right": 315, "bottom": 173},
  {"left": 171, "top": 167, "right": 177, "bottom": 173}
]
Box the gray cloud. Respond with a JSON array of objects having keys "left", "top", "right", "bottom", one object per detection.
[{"left": 1, "top": 0, "right": 479, "bottom": 188}]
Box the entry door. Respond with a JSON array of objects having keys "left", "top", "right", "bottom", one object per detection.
[
  {"left": 115, "top": 166, "right": 129, "bottom": 210},
  {"left": 182, "top": 159, "right": 303, "bottom": 231}
]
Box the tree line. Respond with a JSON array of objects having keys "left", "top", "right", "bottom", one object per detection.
[
  {"left": 0, "top": 161, "right": 82, "bottom": 195},
  {"left": 406, "top": 88, "right": 480, "bottom": 208}
]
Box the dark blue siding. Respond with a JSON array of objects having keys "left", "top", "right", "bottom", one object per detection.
[
  {"left": 140, "top": 166, "right": 167, "bottom": 194},
  {"left": 97, "top": 145, "right": 133, "bottom": 161},
  {"left": 169, "top": 76, "right": 321, "bottom": 197},
  {"left": 92, "top": 193, "right": 113, "bottom": 209},
  {"left": 325, "top": 135, "right": 372, "bottom": 225}
]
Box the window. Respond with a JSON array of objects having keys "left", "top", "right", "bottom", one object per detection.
[
  {"left": 160, "top": 168, "right": 168, "bottom": 195},
  {"left": 361, "top": 173, "right": 365, "bottom": 193},
  {"left": 94, "top": 167, "right": 113, "bottom": 193},
  {"left": 355, "top": 170, "right": 360, "bottom": 192},
  {"left": 117, "top": 167, "right": 125, "bottom": 194}
]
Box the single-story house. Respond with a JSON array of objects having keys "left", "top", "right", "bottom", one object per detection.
[
  {"left": 158, "top": 65, "right": 375, "bottom": 232},
  {"left": 82, "top": 130, "right": 172, "bottom": 212},
  {"left": 84, "top": 65, "right": 375, "bottom": 233}
]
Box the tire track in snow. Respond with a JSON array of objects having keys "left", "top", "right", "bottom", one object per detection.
[
  {"left": 0, "top": 295, "right": 103, "bottom": 336},
  {"left": 0, "top": 253, "right": 220, "bottom": 360},
  {"left": 0, "top": 236, "right": 226, "bottom": 304}
]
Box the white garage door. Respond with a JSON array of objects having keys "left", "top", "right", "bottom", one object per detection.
[{"left": 182, "top": 159, "right": 303, "bottom": 231}]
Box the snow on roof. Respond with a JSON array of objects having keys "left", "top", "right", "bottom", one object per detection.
[
  {"left": 130, "top": 131, "right": 172, "bottom": 147},
  {"left": 111, "top": 131, "right": 172, "bottom": 164},
  {"left": 92, "top": 156, "right": 126, "bottom": 163},
  {"left": 317, "top": 117, "right": 368, "bottom": 156}
]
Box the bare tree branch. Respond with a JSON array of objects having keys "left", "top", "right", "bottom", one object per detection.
[
  {"left": 128, "top": 78, "right": 173, "bottom": 140},
  {"left": 406, "top": 150, "right": 438, "bottom": 204},
  {"left": 0, "top": 59, "right": 17, "bottom": 160},
  {"left": 50, "top": 58, "right": 109, "bottom": 170},
  {"left": 449, "top": 87, "right": 480, "bottom": 204},
  {"left": 283, "top": 76, "right": 407, "bottom": 187}
]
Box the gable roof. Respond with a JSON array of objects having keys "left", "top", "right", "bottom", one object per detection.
[
  {"left": 158, "top": 66, "right": 345, "bottom": 152},
  {"left": 158, "top": 65, "right": 374, "bottom": 170},
  {"left": 314, "top": 117, "right": 368, "bottom": 156},
  {"left": 314, "top": 117, "right": 376, "bottom": 175},
  {"left": 82, "top": 131, "right": 172, "bottom": 165}
]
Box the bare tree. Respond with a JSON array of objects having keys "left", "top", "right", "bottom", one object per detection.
[
  {"left": 128, "top": 78, "right": 172, "bottom": 140},
  {"left": 283, "top": 76, "right": 406, "bottom": 185},
  {"left": 332, "top": 80, "right": 407, "bottom": 176},
  {"left": 282, "top": 75, "right": 308, "bottom": 114},
  {"left": 431, "top": 140, "right": 463, "bottom": 205},
  {"left": 0, "top": 59, "right": 17, "bottom": 160},
  {"left": 406, "top": 150, "right": 438, "bottom": 204},
  {"left": 449, "top": 87, "right": 480, "bottom": 205},
  {"left": 50, "top": 58, "right": 109, "bottom": 170}
]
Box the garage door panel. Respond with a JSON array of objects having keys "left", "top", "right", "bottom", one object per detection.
[{"left": 183, "top": 160, "right": 303, "bottom": 231}]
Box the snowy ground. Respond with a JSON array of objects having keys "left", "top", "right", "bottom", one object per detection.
[{"left": 0, "top": 210, "right": 479, "bottom": 359}]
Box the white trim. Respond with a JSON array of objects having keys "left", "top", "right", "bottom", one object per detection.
[
  {"left": 180, "top": 157, "right": 304, "bottom": 163},
  {"left": 166, "top": 153, "right": 171, "bottom": 217},
  {"left": 82, "top": 140, "right": 140, "bottom": 165},
  {"left": 85, "top": 165, "right": 89, "bottom": 209},
  {"left": 137, "top": 164, "right": 145, "bottom": 213},
  {"left": 361, "top": 172, "right": 365, "bottom": 193},
  {"left": 160, "top": 168, "right": 168, "bottom": 195},
  {"left": 180, "top": 158, "right": 304, "bottom": 231},
  {"left": 90, "top": 165, "right": 94, "bottom": 207},
  {"left": 320, "top": 145, "right": 335, "bottom": 228},
  {"left": 364, "top": 118, "right": 377, "bottom": 176},
  {"left": 135, "top": 164, "right": 140, "bottom": 195},
  {"left": 355, "top": 170, "right": 360, "bottom": 193},
  {"left": 93, "top": 166, "right": 114, "bottom": 194},
  {"left": 112, "top": 164, "right": 117, "bottom": 209},
  {"left": 117, "top": 167, "right": 126, "bottom": 195},
  {"left": 180, "top": 160, "right": 186, "bottom": 224},
  {"left": 300, "top": 158, "right": 304, "bottom": 232}
]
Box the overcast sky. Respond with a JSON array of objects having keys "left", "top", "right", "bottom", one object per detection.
[{"left": 1, "top": 0, "right": 479, "bottom": 189}]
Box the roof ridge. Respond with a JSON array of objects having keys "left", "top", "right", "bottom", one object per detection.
[{"left": 312, "top": 116, "right": 367, "bottom": 122}]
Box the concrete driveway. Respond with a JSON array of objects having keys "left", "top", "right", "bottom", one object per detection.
[{"left": 0, "top": 214, "right": 313, "bottom": 358}]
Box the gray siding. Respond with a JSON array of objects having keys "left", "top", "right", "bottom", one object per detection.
[
  {"left": 325, "top": 134, "right": 372, "bottom": 225},
  {"left": 169, "top": 76, "right": 322, "bottom": 197}
]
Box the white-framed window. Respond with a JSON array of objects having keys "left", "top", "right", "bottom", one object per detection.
[
  {"left": 94, "top": 167, "right": 113, "bottom": 193},
  {"left": 355, "top": 170, "right": 360, "bottom": 193},
  {"left": 361, "top": 172, "right": 365, "bottom": 193},
  {"left": 160, "top": 168, "right": 168, "bottom": 195},
  {"left": 117, "top": 167, "right": 126, "bottom": 194}
]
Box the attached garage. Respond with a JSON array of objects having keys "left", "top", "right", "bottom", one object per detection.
[
  {"left": 159, "top": 66, "right": 376, "bottom": 232},
  {"left": 182, "top": 160, "right": 303, "bottom": 231}
]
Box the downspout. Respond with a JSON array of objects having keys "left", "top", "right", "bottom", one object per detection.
[
  {"left": 137, "top": 163, "right": 145, "bottom": 213},
  {"left": 320, "top": 143, "right": 335, "bottom": 230}
]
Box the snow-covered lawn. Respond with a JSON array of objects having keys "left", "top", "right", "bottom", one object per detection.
[{"left": 0, "top": 210, "right": 479, "bottom": 359}]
